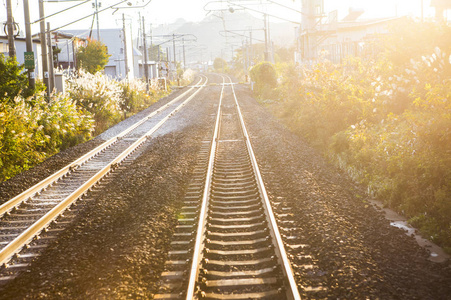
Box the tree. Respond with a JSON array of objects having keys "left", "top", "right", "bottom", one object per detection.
[
  {"left": 0, "top": 54, "right": 34, "bottom": 104},
  {"left": 213, "top": 57, "right": 228, "bottom": 72},
  {"left": 249, "top": 61, "right": 277, "bottom": 99},
  {"left": 52, "top": 46, "right": 61, "bottom": 67},
  {"left": 148, "top": 44, "right": 165, "bottom": 61},
  {"left": 76, "top": 39, "right": 111, "bottom": 74}
]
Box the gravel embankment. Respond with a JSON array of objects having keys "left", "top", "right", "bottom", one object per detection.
[
  {"left": 235, "top": 83, "right": 451, "bottom": 299},
  {"left": 0, "top": 78, "right": 220, "bottom": 299},
  {"left": 0, "top": 86, "right": 188, "bottom": 204},
  {"left": 1, "top": 74, "right": 450, "bottom": 299}
]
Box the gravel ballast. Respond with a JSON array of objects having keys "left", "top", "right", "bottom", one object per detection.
[{"left": 1, "top": 75, "right": 450, "bottom": 299}]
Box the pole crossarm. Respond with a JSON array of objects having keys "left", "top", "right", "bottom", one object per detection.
[
  {"left": 32, "top": 0, "right": 91, "bottom": 24},
  {"left": 219, "top": 29, "right": 265, "bottom": 43},
  {"left": 150, "top": 34, "right": 197, "bottom": 47},
  {"left": 226, "top": 0, "right": 302, "bottom": 24},
  {"left": 112, "top": 0, "right": 152, "bottom": 14},
  {"left": 42, "top": 0, "right": 134, "bottom": 33}
]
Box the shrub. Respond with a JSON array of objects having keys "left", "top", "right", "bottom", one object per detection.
[
  {"left": 67, "top": 70, "right": 123, "bottom": 134},
  {"left": 119, "top": 78, "right": 152, "bottom": 115},
  {"left": 0, "top": 54, "right": 36, "bottom": 103},
  {"left": 0, "top": 93, "right": 93, "bottom": 181},
  {"left": 272, "top": 20, "right": 451, "bottom": 252},
  {"left": 250, "top": 62, "right": 277, "bottom": 99},
  {"left": 76, "top": 39, "right": 111, "bottom": 74}
]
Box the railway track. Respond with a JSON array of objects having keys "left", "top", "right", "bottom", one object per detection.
[
  {"left": 0, "top": 75, "right": 208, "bottom": 283},
  {"left": 155, "top": 76, "right": 301, "bottom": 300}
]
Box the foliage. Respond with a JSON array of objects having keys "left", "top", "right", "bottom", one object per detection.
[
  {"left": 0, "top": 54, "right": 35, "bottom": 103},
  {"left": 381, "top": 18, "right": 451, "bottom": 69},
  {"left": 52, "top": 46, "right": 61, "bottom": 66},
  {"left": 213, "top": 57, "right": 228, "bottom": 72},
  {"left": 272, "top": 20, "right": 451, "bottom": 252},
  {"left": 231, "top": 44, "right": 294, "bottom": 81},
  {"left": 0, "top": 93, "right": 94, "bottom": 181},
  {"left": 119, "top": 77, "right": 167, "bottom": 116},
  {"left": 76, "top": 39, "right": 111, "bottom": 74},
  {"left": 250, "top": 61, "right": 278, "bottom": 99},
  {"left": 148, "top": 44, "right": 165, "bottom": 61},
  {"left": 1, "top": 64, "right": 171, "bottom": 183},
  {"left": 67, "top": 70, "right": 123, "bottom": 134}
]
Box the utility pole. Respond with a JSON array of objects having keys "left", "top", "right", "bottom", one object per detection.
[
  {"left": 6, "top": 0, "right": 15, "bottom": 57},
  {"left": 47, "top": 22, "right": 55, "bottom": 93},
  {"left": 421, "top": 0, "right": 424, "bottom": 22},
  {"left": 182, "top": 37, "right": 186, "bottom": 71},
  {"left": 122, "top": 13, "right": 128, "bottom": 80},
  {"left": 267, "top": 16, "right": 273, "bottom": 63},
  {"left": 94, "top": 0, "right": 100, "bottom": 40},
  {"left": 249, "top": 30, "right": 253, "bottom": 66},
  {"left": 302, "top": 0, "right": 319, "bottom": 64},
  {"left": 23, "top": 0, "right": 35, "bottom": 89},
  {"left": 142, "top": 16, "right": 149, "bottom": 92},
  {"left": 172, "top": 33, "right": 176, "bottom": 66},
  {"left": 39, "top": 0, "right": 50, "bottom": 96},
  {"left": 263, "top": 14, "right": 269, "bottom": 61}
]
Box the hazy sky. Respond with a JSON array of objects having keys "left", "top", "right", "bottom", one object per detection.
[{"left": 0, "top": 0, "right": 437, "bottom": 35}]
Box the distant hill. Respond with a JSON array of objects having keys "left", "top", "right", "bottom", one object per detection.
[{"left": 145, "top": 11, "right": 297, "bottom": 63}]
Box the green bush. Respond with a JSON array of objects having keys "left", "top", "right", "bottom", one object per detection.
[
  {"left": 272, "top": 20, "right": 451, "bottom": 252},
  {"left": 250, "top": 61, "right": 277, "bottom": 99},
  {"left": 76, "top": 39, "right": 111, "bottom": 74},
  {"left": 67, "top": 70, "right": 123, "bottom": 134},
  {"left": 0, "top": 54, "right": 37, "bottom": 103},
  {"left": 0, "top": 93, "right": 93, "bottom": 181},
  {"left": 119, "top": 78, "right": 156, "bottom": 115}
]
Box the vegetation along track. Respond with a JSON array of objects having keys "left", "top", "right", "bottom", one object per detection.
[
  {"left": 0, "top": 75, "right": 208, "bottom": 284},
  {"left": 155, "top": 75, "right": 301, "bottom": 300}
]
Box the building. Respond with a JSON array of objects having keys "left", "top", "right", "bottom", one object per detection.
[
  {"left": 297, "top": 0, "right": 403, "bottom": 65},
  {"left": 1, "top": 36, "right": 42, "bottom": 79},
  {"left": 61, "top": 28, "right": 135, "bottom": 80},
  {"left": 317, "top": 16, "right": 403, "bottom": 64},
  {"left": 430, "top": 0, "right": 451, "bottom": 21}
]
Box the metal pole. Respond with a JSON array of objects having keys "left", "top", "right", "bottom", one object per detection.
[
  {"left": 6, "top": 0, "right": 15, "bottom": 57},
  {"left": 122, "top": 13, "right": 128, "bottom": 79},
  {"left": 267, "top": 16, "right": 273, "bottom": 63},
  {"left": 23, "top": 0, "right": 35, "bottom": 89},
  {"left": 149, "top": 23, "right": 153, "bottom": 56},
  {"left": 263, "top": 14, "right": 269, "bottom": 61},
  {"left": 47, "top": 22, "right": 55, "bottom": 93},
  {"left": 172, "top": 33, "right": 176, "bottom": 66},
  {"left": 142, "top": 16, "right": 149, "bottom": 92},
  {"left": 182, "top": 37, "right": 186, "bottom": 71},
  {"left": 39, "top": 0, "right": 50, "bottom": 96},
  {"left": 66, "top": 40, "right": 69, "bottom": 68},
  {"left": 167, "top": 47, "right": 171, "bottom": 78},
  {"left": 72, "top": 41, "right": 76, "bottom": 70},
  {"left": 421, "top": 0, "right": 424, "bottom": 22},
  {"left": 243, "top": 40, "right": 246, "bottom": 75},
  {"left": 249, "top": 30, "right": 253, "bottom": 66},
  {"left": 95, "top": 0, "right": 100, "bottom": 40}
]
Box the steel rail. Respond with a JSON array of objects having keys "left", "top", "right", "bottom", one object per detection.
[
  {"left": 186, "top": 75, "right": 226, "bottom": 300},
  {"left": 227, "top": 75, "right": 301, "bottom": 300},
  {"left": 0, "top": 76, "right": 208, "bottom": 267},
  {"left": 0, "top": 76, "right": 206, "bottom": 218}
]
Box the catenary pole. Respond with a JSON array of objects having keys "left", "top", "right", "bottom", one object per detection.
[
  {"left": 6, "top": 0, "right": 16, "bottom": 57},
  {"left": 39, "top": 0, "right": 50, "bottom": 96},
  {"left": 142, "top": 16, "right": 149, "bottom": 92},
  {"left": 122, "top": 13, "right": 128, "bottom": 79},
  {"left": 47, "top": 22, "right": 55, "bottom": 93},
  {"left": 23, "top": 0, "right": 35, "bottom": 89}
]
